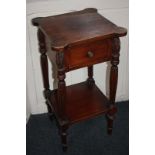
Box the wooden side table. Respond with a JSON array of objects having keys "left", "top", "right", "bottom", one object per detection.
[{"left": 32, "top": 8, "right": 127, "bottom": 151}]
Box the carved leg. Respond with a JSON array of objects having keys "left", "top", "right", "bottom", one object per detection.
[
  {"left": 56, "top": 52, "right": 69, "bottom": 151},
  {"left": 107, "top": 38, "right": 120, "bottom": 135},
  {"left": 37, "top": 29, "right": 53, "bottom": 117},
  {"left": 87, "top": 66, "right": 95, "bottom": 87}
]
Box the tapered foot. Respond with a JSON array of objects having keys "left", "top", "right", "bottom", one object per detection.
[
  {"left": 59, "top": 124, "right": 68, "bottom": 152},
  {"left": 106, "top": 103, "right": 117, "bottom": 135},
  {"left": 61, "top": 131, "right": 67, "bottom": 152},
  {"left": 107, "top": 115, "right": 113, "bottom": 135},
  {"left": 106, "top": 114, "right": 114, "bottom": 135},
  {"left": 62, "top": 145, "right": 67, "bottom": 152}
]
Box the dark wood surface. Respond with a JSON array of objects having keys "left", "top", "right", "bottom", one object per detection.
[
  {"left": 49, "top": 82, "right": 109, "bottom": 124},
  {"left": 107, "top": 38, "right": 120, "bottom": 134},
  {"left": 87, "top": 66, "right": 95, "bottom": 86},
  {"left": 32, "top": 8, "right": 127, "bottom": 151},
  {"left": 32, "top": 8, "right": 127, "bottom": 51}
]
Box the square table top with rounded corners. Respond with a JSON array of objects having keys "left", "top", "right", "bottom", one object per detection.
[{"left": 32, "top": 8, "right": 127, "bottom": 52}]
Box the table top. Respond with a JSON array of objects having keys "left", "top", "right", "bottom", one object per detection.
[{"left": 32, "top": 8, "right": 127, "bottom": 51}]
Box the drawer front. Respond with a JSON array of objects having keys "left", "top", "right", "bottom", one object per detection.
[{"left": 65, "top": 39, "right": 112, "bottom": 70}]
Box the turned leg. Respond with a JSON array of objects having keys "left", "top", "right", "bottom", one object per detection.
[
  {"left": 107, "top": 64, "right": 118, "bottom": 134},
  {"left": 87, "top": 66, "right": 95, "bottom": 86},
  {"left": 56, "top": 52, "right": 69, "bottom": 151},
  {"left": 37, "top": 29, "right": 53, "bottom": 117},
  {"left": 107, "top": 38, "right": 120, "bottom": 134}
]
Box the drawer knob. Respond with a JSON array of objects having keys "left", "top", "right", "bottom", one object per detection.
[{"left": 87, "top": 51, "right": 94, "bottom": 58}]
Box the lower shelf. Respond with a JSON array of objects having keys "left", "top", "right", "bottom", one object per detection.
[{"left": 48, "top": 82, "right": 109, "bottom": 125}]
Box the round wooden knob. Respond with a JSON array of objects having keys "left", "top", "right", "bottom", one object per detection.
[{"left": 87, "top": 51, "right": 94, "bottom": 58}]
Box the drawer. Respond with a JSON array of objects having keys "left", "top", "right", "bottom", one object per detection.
[{"left": 65, "top": 39, "right": 112, "bottom": 70}]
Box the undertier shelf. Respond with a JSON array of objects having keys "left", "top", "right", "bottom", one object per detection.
[{"left": 49, "top": 82, "right": 109, "bottom": 124}]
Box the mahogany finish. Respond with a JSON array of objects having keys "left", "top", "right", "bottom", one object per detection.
[
  {"left": 32, "top": 8, "right": 126, "bottom": 52},
  {"left": 32, "top": 8, "right": 127, "bottom": 151},
  {"left": 49, "top": 82, "right": 109, "bottom": 124},
  {"left": 65, "top": 39, "right": 112, "bottom": 71}
]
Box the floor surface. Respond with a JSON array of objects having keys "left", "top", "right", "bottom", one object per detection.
[{"left": 26, "top": 101, "right": 129, "bottom": 155}]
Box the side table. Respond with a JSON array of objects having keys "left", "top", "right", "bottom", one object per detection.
[{"left": 32, "top": 8, "right": 127, "bottom": 151}]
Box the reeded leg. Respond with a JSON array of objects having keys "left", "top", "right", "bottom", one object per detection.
[
  {"left": 87, "top": 66, "right": 95, "bottom": 87},
  {"left": 56, "top": 52, "right": 69, "bottom": 151},
  {"left": 107, "top": 38, "right": 120, "bottom": 134},
  {"left": 37, "top": 29, "right": 53, "bottom": 117}
]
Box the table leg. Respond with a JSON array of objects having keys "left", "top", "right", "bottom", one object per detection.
[
  {"left": 37, "top": 29, "right": 53, "bottom": 117},
  {"left": 60, "top": 124, "right": 68, "bottom": 152},
  {"left": 87, "top": 66, "right": 95, "bottom": 87},
  {"left": 56, "top": 52, "right": 69, "bottom": 151},
  {"left": 107, "top": 38, "right": 120, "bottom": 134}
]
